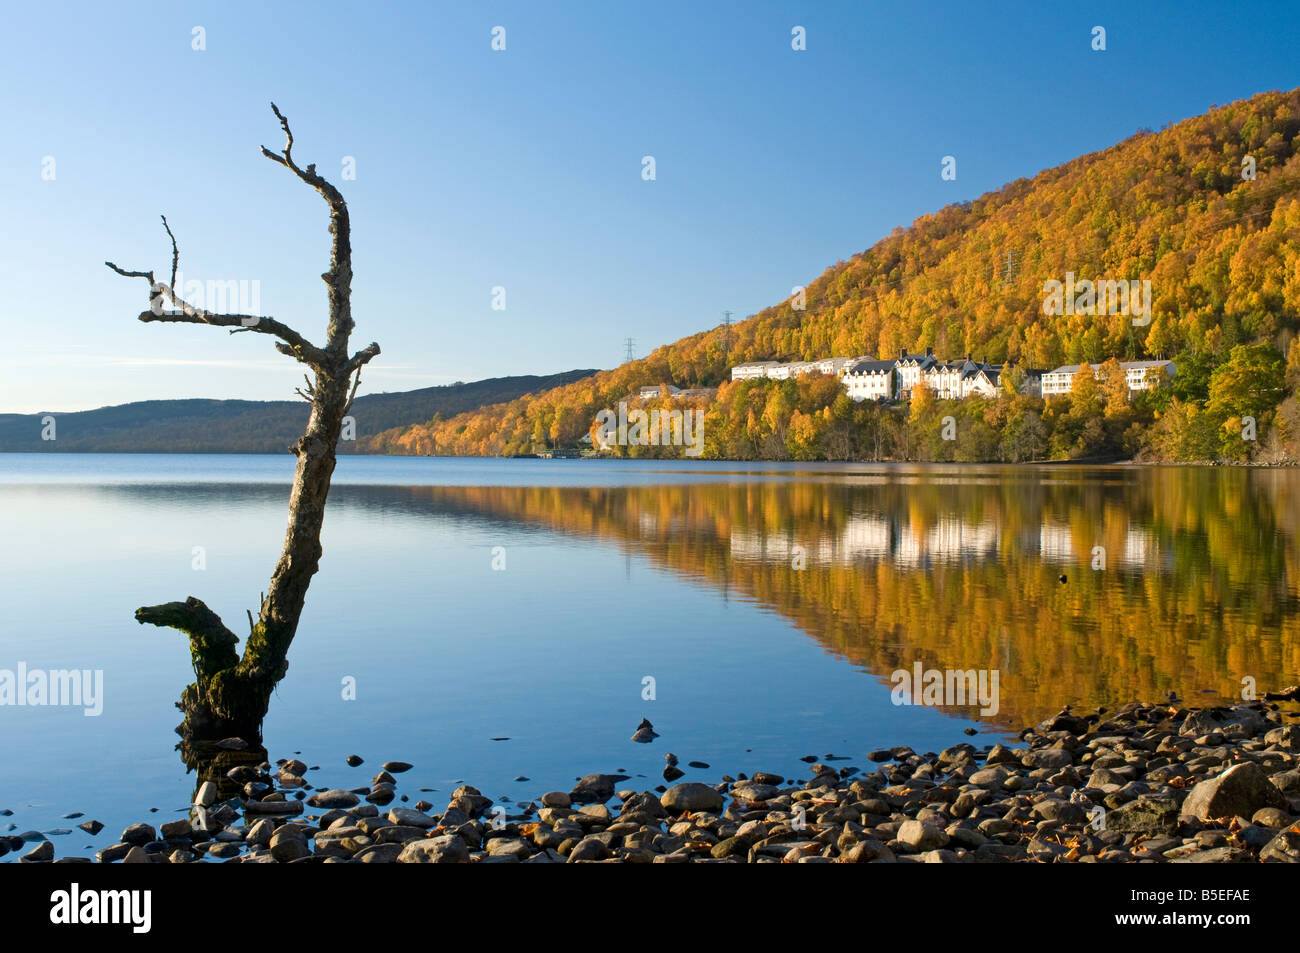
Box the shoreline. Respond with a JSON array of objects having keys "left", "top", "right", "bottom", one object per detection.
[
  {"left": 6, "top": 696, "right": 1300, "bottom": 864},
  {"left": 0, "top": 449, "right": 1296, "bottom": 469}
]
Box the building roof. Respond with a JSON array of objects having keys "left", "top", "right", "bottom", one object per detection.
[
  {"left": 847, "top": 359, "right": 895, "bottom": 374},
  {"left": 1046, "top": 360, "right": 1174, "bottom": 376}
]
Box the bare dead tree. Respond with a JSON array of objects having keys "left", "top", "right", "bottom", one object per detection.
[{"left": 106, "top": 104, "right": 379, "bottom": 741}]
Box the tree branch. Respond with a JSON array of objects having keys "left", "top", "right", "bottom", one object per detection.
[
  {"left": 346, "top": 341, "right": 381, "bottom": 373},
  {"left": 259, "top": 102, "right": 354, "bottom": 359},
  {"left": 343, "top": 364, "right": 363, "bottom": 415},
  {"left": 105, "top": 220, "right": 330, "bottom": 369},
  {"left": 135, "top": 596, "right": 241, "bottom": 685}
]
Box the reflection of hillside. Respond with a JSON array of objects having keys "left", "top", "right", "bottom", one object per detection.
[{"left": 374, "top": 468, "right": 1300, "bottom": 729}]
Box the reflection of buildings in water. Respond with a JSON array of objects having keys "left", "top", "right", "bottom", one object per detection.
[
  {"left": 728, "top": 529, "right": 795, "bottom": 563},
  {"left": 1038, "top": 521, "right": 1166, "bottom": 570},
  {"left": 1039, "top": 522, "right": 1074, "bottom": 562},
  {"left": 729, "top": 513, "right": 999, "bottom": 567},
  {"left": 638, "top": 512, "right": 685, "bottom": 536},
  {"left": 923, "top": 516, "right": 999, "bottom": 563},
  {"left": 840, "top": 514, "right": 891, "bottom": 559},
  {"left": 729, "top": 514, "right": 1167, "bottom": 571},
  {"left": 1121, "top": 529, "right": 1154, "bottom": 569}
]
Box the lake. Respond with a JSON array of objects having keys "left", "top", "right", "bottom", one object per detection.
[{"left": 1, "top": 453, "right": 1297, "bottom": 857}]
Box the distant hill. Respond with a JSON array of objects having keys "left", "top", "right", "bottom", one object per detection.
[
  {"left": 368, "top": 86, "right": 1300, "bottom": 460},
  {"left": 0, "top": 370, "right": 599, "bottom": 453}
]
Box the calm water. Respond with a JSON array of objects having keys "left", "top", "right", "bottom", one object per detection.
[{"left": 2, "top": 453, "right": 1298, "bottom": 858}]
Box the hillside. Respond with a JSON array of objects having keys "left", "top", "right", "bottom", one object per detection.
[
  {"left": 0, "top": 370, "right": 597, "bottom": 453},
  {"left": 367, "top": 87, "right": 1300, "bottom": 461}
]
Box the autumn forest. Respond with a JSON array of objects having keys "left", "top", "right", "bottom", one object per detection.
[{"left": 367, "top": 88, "right": 1300, "bottom": 464}]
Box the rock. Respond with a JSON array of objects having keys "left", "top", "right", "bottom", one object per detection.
[
  {"left": 1171, "top": 846, "right": 1254, "bottom": 863},
  {"left": 896, "top": 820, "right": 949, "bottom": 851},
  {"left": 245, "top": 818, "right": 274, "bottom": 846},
  {"left": 1181, "top": 762, "right": 1288, "bottom": 821},
  {"left": 121, "top": 823, "right": 157, "bottom": 846},
  {"left": 1265, "top": 725, "right": 1300, "bottom": 750},
  {"left": 397, "top": 836, "right": 469, "bottom": 864},
  {"left": 662, "top": 766, "right": 685, "bottom": 782},
  {"left": 1023, "top": 747, "right": 1073, "bottom": 770},
  {"left": 731, "top": 782, "right": 780, "bottom": 803},
  {"left": 1032, "top": 799, "right": 1085, "bottom": 824},
  {"left": 307, "top": 789, "right": 361, "bottom": 809},
  {"left": 486, "top": 838, "right": 532, "bottom": 860},
  {"left": 1259, "top": 827, "right": 1300, "bottom": 863},
  {"left": 160, "top": 819, "right": 192, "bottom": 839},
  {"left": 1271, "top": 770, "right": 1300, "bottom": 793},
  {"left": 122, "top": 846, "right": 151, "bottom": 864},
  {"left": 711, "top": 836, "right": 751, "bottom": 859},
  {"left": 569, "top": 774, "right": 628, "bottom": 805},
  {"left": 270, "top": 840, "right": 310, "bottom": 863},
  {"left": 661, "top": 783, "right": 724, "bottom": 814},
  {"left": 355, "top": 843, "right": 403, "bottom": 863},
  {"left": 969, "top": 767, "right": 1010, "bottom": 788},
  {"left": 242, "top": 800, "right": 303, "bottom": 816},
  {"left": 345, "top": 754, "right": 364, "bottom": 767},
  {"left": 1105, "top": 796, "right": 1179, "bottom": 834},
  {"left": 566, "top": 837, "right": 611, "bottom": 862},
  {"left": 216, "top": 737, "right": 249, "bottom": 750},
  {"left": 382, "top": 761, "right": 413, "bottom": 773},
  {"left": 77, "top": 820, "right": 104, "bottom": 836},
  {"left": 984, "top": 743, "right": 1018, "bottom": 766},
  {"left": 540, "top": 792, "right": 571, "bottom": 809},
  {"left": 1039, "top": 711, "right": 1090, "bottom": 735},
  {"left": 195, "top": 782, "right": 218, "bottom": 807},
  {"left": 1252, "top": 807, "right": 1292, "bottom": 828},
  {"left": 95, "top": 843, "right": 131, "bottom": 863},
  {"left": 1180, "top": 710, "right": 1221, "bottom": 737},
  {"left": 839, "top": 838, "right": 896, "bottom": 863},
  {"left": 279, "top": 759, "right": 308, "bottom": 777},
  {"left": 387, "top": 807, "right": 437, "bottom": 829},
  {"left": 22, "top": 841, "right": 54, "bottom": 862}
]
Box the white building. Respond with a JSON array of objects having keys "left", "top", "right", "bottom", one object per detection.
[
  {"left": 843, "top": 359, "right": 896, "bottom": 401},
  {"left": 637, "top": 383, "right": 683, "bottom": 399},
  {"left": 812, "top": 357, "right": 855, "bottom": 377},
  {"left": 1041, "top": 360, "right": 1175, "bottom": 396},
  {"left": 894, "top": 348, "right": 937, "bottom": 398},
  {"left": 730, "top": 361, "right": 782, "bottom": 381}
]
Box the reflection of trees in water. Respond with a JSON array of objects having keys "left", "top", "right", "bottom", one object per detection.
[{"left": 355, "top": 467, "right": 1300, "bottom": 728}]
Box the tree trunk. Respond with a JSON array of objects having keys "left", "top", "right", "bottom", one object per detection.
[{"left": 107, "top": 104, "right": 380, "bottom": 743}]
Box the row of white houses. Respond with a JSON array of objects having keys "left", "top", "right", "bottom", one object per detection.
[
  {"left": 731, "top": 348, "right": 1175, "bottom": 402},
  {"left": 1038, "top": 360, "right": 1175, "bottom": 396}
]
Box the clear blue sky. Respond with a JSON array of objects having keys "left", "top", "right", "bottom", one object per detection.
[{"left": 2, "top": 0, "right": 1298, "bottom": 412}]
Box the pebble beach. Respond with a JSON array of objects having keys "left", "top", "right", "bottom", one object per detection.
[{"left": 6, "top": 697, "right": 1300, "bottom": 864}]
